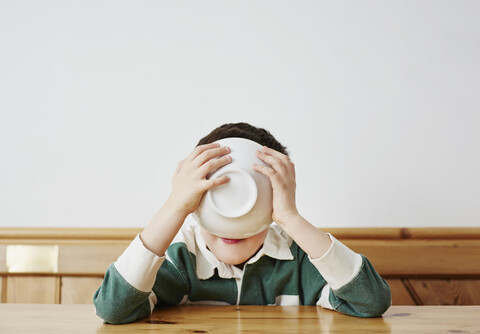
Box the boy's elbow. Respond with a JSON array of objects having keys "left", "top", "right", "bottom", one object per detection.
[
  {"left": 93, "top": 293, "right": 152, "bottom": 324},
  {"left": 377, "top": 281, "right": 393, "bottom": 316},
  {"left": 368, "top": 295, "right": 391, "bottom": 317},
  {"left": 351, "top": 284, "right": 392, "bottom": 318},
  {"left": 363, "top": 275, "right": 392, "bottom": 317},
  {"left": 95, "top": 312, "right": 125, "bottom": 325},
  {"left": 93, "top": 290, "right": 134, "bottom": 325},
  {"left": 101, "top": 316, "right": 134, "bottom": 325},
  {"left": 363, "top": 288, "right": 392, "bottom": 318},
  {"left": 94, "top": 303, "right": 135, "bottom": 325}
]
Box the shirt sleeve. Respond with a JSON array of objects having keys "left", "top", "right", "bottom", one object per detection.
[
  {"left": 308, "top": 234, "right": 363, "bottom": 289},
  {"left": 93, "top": 234, "right": 165, "bottom": 324},
  {"left": 114, "top": 234, "right": 165, "bottom": 292},
  {"left": 308, "top": 234, "right": 391, "bottom": 317}
]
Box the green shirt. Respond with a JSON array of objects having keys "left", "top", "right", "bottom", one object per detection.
[{"left": 94, "top": 223, "right": 391, "bottom": 324}]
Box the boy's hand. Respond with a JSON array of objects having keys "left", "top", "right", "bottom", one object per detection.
[
  {"left": 253, "top": 146, "right": 299, "bottom": 228},
  {"left": 168, "top": 142, "right": 232, "bottom": 216}
]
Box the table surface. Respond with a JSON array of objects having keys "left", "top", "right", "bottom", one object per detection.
[{"left": 1, "top": 304, "right": 479, "bottom": 334}]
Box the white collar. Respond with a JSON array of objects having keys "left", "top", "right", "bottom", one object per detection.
[{"left": 194, "top": 224, "right": 294, "bottom": 280}]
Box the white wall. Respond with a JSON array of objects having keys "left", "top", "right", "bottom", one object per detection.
[{"left": 1, "top": 1, "right": 479, "bottom": 228}]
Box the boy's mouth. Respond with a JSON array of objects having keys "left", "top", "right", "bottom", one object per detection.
[{"left": 221, "top": 238, "right": 242, "bottom": 244}]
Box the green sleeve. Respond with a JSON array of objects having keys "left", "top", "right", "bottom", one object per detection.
[
  {"left": 93, "top": 264, "right": 152, "bottom": 324},
  {"left": 153, "top": 256, "right": 190, "bottom": 306},
  {"left": 93, "top": 251, "right": 190, "bottom": 324},
  {"left": 328, "top": 256, "right": 391, "bottom": 317}
]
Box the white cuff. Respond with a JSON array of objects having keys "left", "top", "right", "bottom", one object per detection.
[
  {"left": 309, "top": 233, "right": 363, "bottom": 290},
  {"left": 114, "top": 234, "right": 165, "bottom": 292},
  {"left": 317, "top": 284, "right": 334, "bottom": 310}
]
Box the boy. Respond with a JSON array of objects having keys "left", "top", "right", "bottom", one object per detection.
[{"left": 93, "top": 122, "right": 391, "bottom": 324}]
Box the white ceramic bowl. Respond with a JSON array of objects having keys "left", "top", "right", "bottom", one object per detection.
[{"left": 192, "top": 137, "right": 273, "bottom": 238}]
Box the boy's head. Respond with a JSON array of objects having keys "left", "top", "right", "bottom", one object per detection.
[
  {"left": 197, "top": 122, "right": 288, "bottom": 157},
  {"left": 197, "top": 122, "right": 287, "bottom": 267}
]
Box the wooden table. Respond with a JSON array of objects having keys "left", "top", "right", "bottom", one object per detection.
[{"left": 1, "top": 304, "right": 479, "bottom": 333}]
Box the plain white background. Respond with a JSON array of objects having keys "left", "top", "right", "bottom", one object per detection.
[{"left": 1, "top": 1, "right": 479, "bottom": 228}]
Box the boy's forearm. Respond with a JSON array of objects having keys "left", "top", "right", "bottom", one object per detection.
[
  {"left": 140, "top": 199, "right": 188, "bottom": 256},
  {"left": 280, "top": 214, "right": 332, "bottom": 259}
]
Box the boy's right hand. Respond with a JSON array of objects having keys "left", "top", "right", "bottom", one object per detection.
[{"left": 167, "top": 142, "right": 232, "bottom": 217}]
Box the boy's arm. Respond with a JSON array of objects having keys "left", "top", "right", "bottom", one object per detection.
[
  {"left": 94, "top": 143, "right": 232, "bottom": 324},
  {"left": 253, "top": 146, "right": 333, "bottom": 257},
  {"left": 93, "top": 235, "right": 165, "bottom": 324},
  {"left": 141, "top": 142, "right": 232, "bottom": 256},
  {"left": 254, "top": 147, "right": 391, "bottom": 317},
  {"left": 93, "top": 233, "right": 192, "bottom": 324},
  {"left": 298, "top": 233, "right": 391, "bottom": 317}
]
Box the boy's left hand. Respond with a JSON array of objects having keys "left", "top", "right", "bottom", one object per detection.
[{"left": 253, "top": 146, "right": 299, "bottom": 228}]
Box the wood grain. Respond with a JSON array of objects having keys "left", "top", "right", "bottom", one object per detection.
[
  {"left": 3, "top": 228, "right": 480, "bottom": 276},
  {"left": 0, "top": 304, "right": 101, "bottom": 333},
  {"left": 2, "top": 227, "right": 480, "bottom": 306},
  {"left": 405, "top": 228, "right": 480, "bottom": 240},
  {"left": 6, "top": 276, "right": 59, "bottom": 304},
  {"left": 0, "top": 228, "right": 141, "bottom": 240},
  {"left": 407, "top": 279, "right": 480, "bottom": 305},
  {"left": 58, "top": 244, "right": 127, "bottom": 275},
  {"left": 343, "top": 239, "right": 480, "bottom": 276},
  {"left": 0, "top": 245, "right": 6, "bottom": 272},
  {"left": 2, "top": 227, "right": 480, "bottom": 241},
  {"left": 1, "top": 304, "right": 480, "bottom": 334},
  {"left": 386, "top": 279, "right": 416, "bottom": 305},
  {"left": 61, "top": 277, "right": 103, "bottom": 304},
  {"left": 326, "top": 227, "right": 480, "bottom": 240},
  {"left": 324, "top": 228, "right": 406, "bottom": 239}
]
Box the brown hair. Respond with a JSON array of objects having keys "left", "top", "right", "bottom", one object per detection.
[{"left": 197, "top": 122, "right": 288, "bottom": 156}]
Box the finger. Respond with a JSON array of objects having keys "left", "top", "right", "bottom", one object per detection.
[
  {"left": 262, "top": 146, "right": 290, "bottom": 162},
  {"left": 184, "top": 142, "right": 221, "bottom": 163},
  {"left": 202, "top": 175, "right": 230, "bottom": 191},
  {"left": 194, "top": 145, "right": 230, "bottom": 167},
  {"left": 262, "top": 147, "right": 295, "bottom": 173},
  {"left": 252, "top": 163, "right": 276, "bottom": 178},
  {"left": 199, "top": 154, "right": 232, "bottom": 177},
  {"left": 255, "top": 150, "right": 286, "bottom": 174}
]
